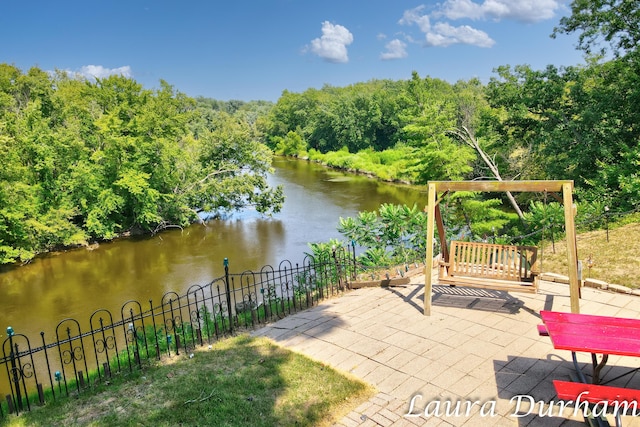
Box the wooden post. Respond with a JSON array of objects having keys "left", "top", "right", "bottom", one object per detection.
[
  {"left": 424, "top": 183, "right": 437, "bottom": 316},
  {"left": 563, "top": 182, "right": 580, "bottom": 313}
]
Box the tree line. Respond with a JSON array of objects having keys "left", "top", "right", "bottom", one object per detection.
[
  {"left": 260, "top": 60, "right": 639, "bottom": 209},
  {"left": 0, "top": 67, "right": 283, "bottom": 264},
  {"left": 1, "top": 0, "right": 638, "bottom": 266},
  {"left": 259, "top": 1, "right": 640, "bottom": 216}
]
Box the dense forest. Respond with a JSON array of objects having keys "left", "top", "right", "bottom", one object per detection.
[
  {"left": 1, "top": 0, "right": 638, "bottom": 265},
  {"left": 0, "top": 69, "right": 284, "bottom": 264},
  {"left": 261, "top": 49, "right": 639, "bottom": 211},
  {"left": 258, "top": 0, "right": 640, "bottom": 257}
]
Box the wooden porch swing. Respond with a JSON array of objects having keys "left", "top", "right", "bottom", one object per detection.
[
  {"left": 437, "top": 240, "right": 540, "bottom": 292},
  {"left": 423, "top": 180, "right": 581, "bottom": 316}
]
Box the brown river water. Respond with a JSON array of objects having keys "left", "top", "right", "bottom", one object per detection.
[{"left": 0, "top": 158, "right": 425, "bottom": 341}]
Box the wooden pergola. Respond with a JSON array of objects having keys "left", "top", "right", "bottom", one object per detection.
[{"left": 423, "top": 180, "right": 580, "bottom": 316}]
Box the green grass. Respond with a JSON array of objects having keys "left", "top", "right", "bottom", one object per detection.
[
  {"left": 1, "top": 335, "right": 374, "bottom": 427},
  {"left": 539, "top": 220, "right": 640, "bottom": 288},
  {"left": 307, "top": 146, "right": 417, "bottom": 183}
]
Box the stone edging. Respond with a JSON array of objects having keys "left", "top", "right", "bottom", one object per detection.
[{"left": 540, "top": 272, "right": 640, "bottom": 297}]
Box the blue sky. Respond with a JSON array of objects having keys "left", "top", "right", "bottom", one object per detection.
[{"left": 2, "top": 0, "right": 585, "bottom": 102}]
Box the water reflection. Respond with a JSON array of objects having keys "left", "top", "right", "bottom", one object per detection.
[{"left": 0, "top": 158, "right": 426, "bottom": 340}]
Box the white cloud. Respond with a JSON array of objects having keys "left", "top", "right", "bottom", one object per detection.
[
  {"left": 439, "top": 0, "right": 559, "bottom": 23},
  {"left": 404, "top": 34, "right": 420, "bottom": 44},
  {"left": 399, "top": 6, "right": 432, "bottom": 33},
  {"left": 426, "top": 22, "right": 495, "bottom": 47},
  {"left": 400, "top": 6, "right": 495, "bottom": 48},
  {"left": 380, "top": 39, "right": 408, "bottom": 60},
  {"left": 308, "top": 21, "right": 353, "bottom": 63},
  {"left": 437, "top": 0, "right": 484, "bottom": 20},
  {"left": 397, "top": 0, "right": 558, "bottom": 50},
  {"left": 75, "top": 65, "right": 133, "bottom": 80}
]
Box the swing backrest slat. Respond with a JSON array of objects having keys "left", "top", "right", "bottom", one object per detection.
[{"left": 447, "top": 241, "right": 538, "bottom": 282}]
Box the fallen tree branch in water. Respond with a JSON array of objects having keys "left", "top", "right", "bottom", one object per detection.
[{"left": 152, "top": 221, "right": 184, "bottom": 235}]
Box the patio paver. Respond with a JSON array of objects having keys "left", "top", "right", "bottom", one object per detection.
[{"left": 252, "top": 271, "right": 640, "bottom": 426}]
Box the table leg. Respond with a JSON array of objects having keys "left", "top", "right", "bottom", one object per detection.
[
  {"left": 592, "top": 353, "right": 608, "bottom": 385},
  {"left": 572, "top": 352, "right": 588, "bottom": 383},
  {"left": 614, "top": 411, "right": 622, "bottom": 427},
  {"left": 570, "top": 352, "right": 615, "bottom": 427}
]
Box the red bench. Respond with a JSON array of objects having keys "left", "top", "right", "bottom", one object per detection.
[
  {"left": 553, "top": 380, "right": 640, "bottom": 426},
  {"left": 537, "top": 324, "right": 549, "bottom": 336}
]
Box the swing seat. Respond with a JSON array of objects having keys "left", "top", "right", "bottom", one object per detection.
[{"left": 438, "top": 241, "right": 539, "bottom": 293}]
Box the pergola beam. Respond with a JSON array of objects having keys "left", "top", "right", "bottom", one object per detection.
[{"left": 428, "top": 180, "right": 571, "bottom": 193}]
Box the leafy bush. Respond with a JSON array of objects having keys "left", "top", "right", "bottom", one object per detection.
[{"left": 337, "top": 204, "right": 426, "bottom": 267}]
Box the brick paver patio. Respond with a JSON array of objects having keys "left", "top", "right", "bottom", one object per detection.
[{"left": 252, "top": 272, "right": 640, "bottom": 426}]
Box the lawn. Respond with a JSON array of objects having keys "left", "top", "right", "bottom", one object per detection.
[
  {"left": 538, "top": 221, "right": 640, "bottom": 288},
  {"left": 1, "top": 335, "right": 374, "bottom": 427}
]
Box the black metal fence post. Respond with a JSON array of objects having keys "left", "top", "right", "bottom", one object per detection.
[
  {"left": 6, "top": 327, "right": 23, "bottom": 413},
  {"left": 332, "top": 247, "right": 343, "bottom": 290},
  {"left": 149, "top": 300, "right": 161, "bottom": 360},
  {"left": 40, "top": 331, "right": 55, "bottom": 400},
  {"left": 224, "top": 258, "right": 233, "bottom": 334}
]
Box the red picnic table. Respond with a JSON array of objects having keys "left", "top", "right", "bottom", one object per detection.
[
  {"left": 541, "top": 310, "right": 640, "bottom": 384},
  {"left": 540, "top": 310, "right": 640, "bottom": 427}
]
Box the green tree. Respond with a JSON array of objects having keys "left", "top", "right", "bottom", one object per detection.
[
  {"left": 523, "top": 201, "right": 566, "bottom": 252},
  {"left": 546, "top": 1, "right": 639, "bottom": 206},
  {"left": 553, "top": 0, "right": 640, "bottom": 57},
  {"left": 184, "top": 110, "right": 284, "bottom": 218},
  {"left": 443, "top": 192, "right": 518, "bottom": 241},
  {"left": 0, "top": 65, "right": 283, "bottom": 264},
  {"left": 273, "top": 130, "right": 307, "bottom": 156},
  {"left": 401, "top": 72, "right": 476, "bottom": 183},
  {"left": 486, "top": 59, "right": 640, "bottom": 210}
]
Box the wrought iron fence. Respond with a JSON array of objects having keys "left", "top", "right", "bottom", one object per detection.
[{"left": 0, "top": 247, "right": 356, "bottom": 418}]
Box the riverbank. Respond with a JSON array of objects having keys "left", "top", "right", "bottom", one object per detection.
[
  {"left": 283, "top": 152, "right": 418, "bottom": 186},
  {"left": 0, "top": 158, "right": 425, "bottom": 387}
]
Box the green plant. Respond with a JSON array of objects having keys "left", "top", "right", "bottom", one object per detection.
[
  {"left": 358, "top": 247, "right": 394, "bottom": 267},
  {"left": 523, "top": 200, "right": 566, "bottom": 251},
  {"left": 337, "top": 204, "right": 426, "bottom": 269}
]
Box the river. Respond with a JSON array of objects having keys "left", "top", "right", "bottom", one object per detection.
[{"left": 0, "top": 158, "right": 426, "bottom": 340}]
